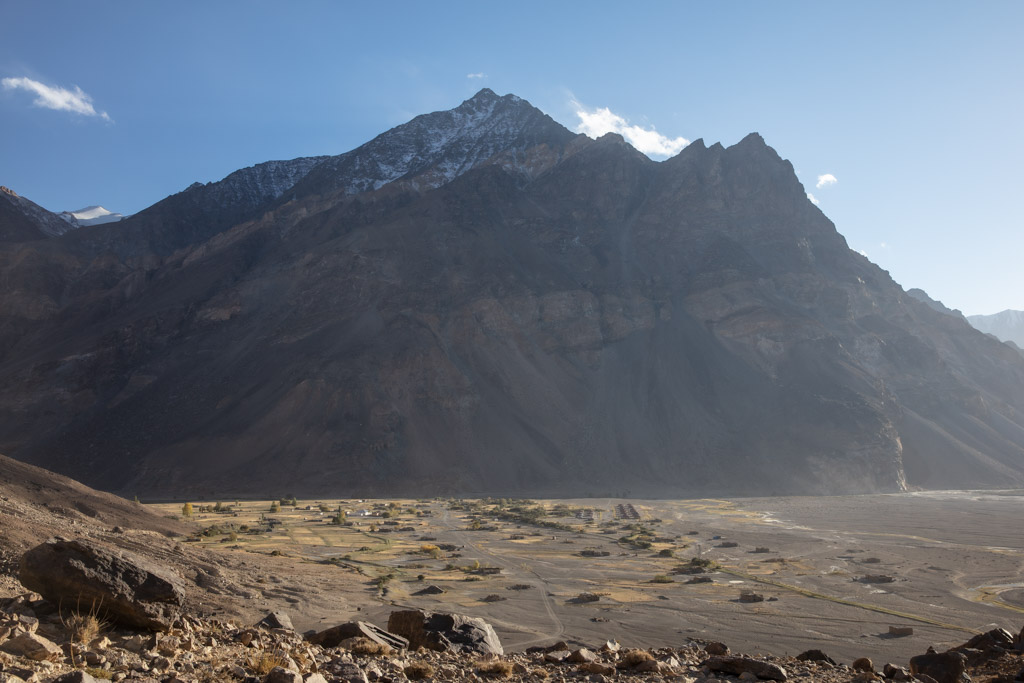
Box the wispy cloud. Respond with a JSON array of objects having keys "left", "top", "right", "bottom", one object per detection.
[
  {"left": 807, "top": 192, "right": 820, "bottom": 206},
  {"left": 816, "top": 173, "right": 837, "bottom": 189},
  {"left": 572, "top": 99, "right": 688, "bottom": 157},
  {"left": 1, "top": 76, "right": 110, "bottom": 121},
  {"left": 466, "top": 73, "right": 487, "bottom": 79}
]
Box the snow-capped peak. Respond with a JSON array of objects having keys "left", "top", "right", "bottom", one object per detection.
[{"left": 60, "top": 205, "right": 126, "bottom": 227}]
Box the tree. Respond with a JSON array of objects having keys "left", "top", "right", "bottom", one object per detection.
[
  {"left": 269, "top": 501, "right": 281, "bottom": 513},
  {"left": 182, "top": 502, "right": 193, "bottom": 517}
]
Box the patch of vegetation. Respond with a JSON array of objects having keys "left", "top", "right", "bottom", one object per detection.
[{"left": 650, "top": 575, "right": 674, "bottom": 584}]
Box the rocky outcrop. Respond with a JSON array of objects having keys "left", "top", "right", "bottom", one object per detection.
[
  {"left": 306, "top": 621, "right": 408, "bottom": 651},
  {"left": 18, "top": 540, "right": 184, "bottom": 631},
  {"left": 386, "top": 609, "right": 502, "bottom": 655}
]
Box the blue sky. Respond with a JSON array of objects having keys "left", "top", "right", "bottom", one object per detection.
[{"left": 1, "top": 1, "right": 1021, "bottom": 315}]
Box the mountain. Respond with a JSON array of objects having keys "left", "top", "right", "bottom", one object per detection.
[
  {"left": 59, "top": 205, "right": 126, "bottom": 227},
  {"left": 969, "top": 309, "right": 1024, "bottom": 348},
  {"left": 2, "top": 90, "right": 1024, "bottom": 498},
  {"left": 0, "top": 185, "right": 78, "bottom": 240}
]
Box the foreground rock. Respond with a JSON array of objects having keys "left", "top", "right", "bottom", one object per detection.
[
  {"left": 18, "top": 540, "right": 184, "bottom": 631},
  {"left": 387, "top": 609, "right": 503, "bottom": 655},
  {"left": 705, "top": 654, "right": 788, "bottom": 681},
  {"left": 909, "top": 651, "right": 968, "bottom": 683},
  {"left": 306, "top": 620, "right": 408, "bottom": 650}
]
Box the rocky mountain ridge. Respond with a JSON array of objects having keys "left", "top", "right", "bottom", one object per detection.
[{"left": 1, "top": 90, "right": 1024, "bottom": 497}]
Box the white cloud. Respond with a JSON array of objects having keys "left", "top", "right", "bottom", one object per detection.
[
  {"left": 1, "top": 76, "right": 110, "bottom": 121},
  {"left": 816, "top": 173, "right": 837, "bottom": 189},
  {"left": 807, "top": 192, "right": 820, "bottom": 206},
  {"left": 466, "top": 73, "right": 486, "bottom": 79},
  {"left": 572, "top": 99, "right": 688, "bottom": 157}
]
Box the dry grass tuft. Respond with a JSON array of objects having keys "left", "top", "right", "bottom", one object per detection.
[
  {"left": 621, "top": 649, "right": 654, "bottom": 667},
  {"left": 404, "top": 662, "right": 435, "bottom": 680},
  {"left": 246, "top": 648, "right": 291, "bottom": 675},
  {"left": 476, "top": 658, "right": 514, "bottom": 677},
  {"left": 61, "top": 600, "right": 108, "bottom": 646},
  {"left": 350, "top": 637, "right": 393, "bottom": 656}
]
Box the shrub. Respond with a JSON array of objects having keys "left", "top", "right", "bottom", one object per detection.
[
  {"left": 181, "top": 502, "right": 193, "bottom": 517},
  {"left": 651, "top": 575, "right": 674, "bottom": 584}
]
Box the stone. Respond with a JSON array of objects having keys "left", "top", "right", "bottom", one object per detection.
[
  {"left": 738, "top": 591, "right": 765, "bottom": 603},
  {"left": 544, "top": 649, "right": 570, "bottom": 663},
  {"left": 883, "top": 663, "right": 912, "bottom": 680},
  {"left": 888, "top": 626, "right": 914, "bottom": 637},
  {"left": 0, "top": 631, "right": 63, "bottom": 661},
  {"left": 909, "top": 651, "right": 968, "bottom": 683},
  {"left": 795, "top": 649, "right": 835, "bottom": 665},
  {"left": 704, "top": 656, "right": 787, "bottom": 681},
  {"left": 322, "top": 660, "right": 368, "bottom": 683},
  {"left": 567, "top": 648, "right": 598, "bottom": 663},
  {"left": 304, "top": 676, "right": 329, "bottom": 683},
  {"left": 306, "top": 621, "right": 407, "bottom": 651},
  {"left": 581, "top": 662, "right": 615, "bottom": 675},
  {"left": 53, "top": 674, "right": 98, "bottom": 683},
  {"left": 387, "top": 609, "right": 502, "bottom": 655},
  {"left": 413, "top": 585, "right": 446, "bottom": 596},
  {"left": 19, "top": 540, "right": 184, "bottom": 631},
  {"left": 257, "top": 612, "right": 294, "bottom": 631},
  {"left": 263, "top": 667, "right": 302, "bottom": 683},
  {"left": 705, "top": 642, "right": 730, "bottom": 656},
  {"left": 852, "top": 657, "right": 874, "bottom": 672},
  {"left": 960, "top": 628, "right": 1014, "bottom": 652}
]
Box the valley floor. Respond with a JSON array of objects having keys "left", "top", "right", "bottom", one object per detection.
[{"left": 147, "top": 490, "right": 1024, "bottom": 664}]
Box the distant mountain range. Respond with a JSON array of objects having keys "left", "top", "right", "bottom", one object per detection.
[
  {"left": 968, "top": 310, "right": 1024, "bottom": 349},
  {"left": 0, "top": 186, "right": 125, "bottom": 242},
  {"left": 2, "top": 89, "right": 1024, "bottom": 498}
]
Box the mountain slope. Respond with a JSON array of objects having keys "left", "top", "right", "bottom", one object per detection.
[
  {"left": 0, "top": 185, "right": 77, "bottom": 240},
  {"left": 2, "top": 92, "right": 1024, "bottom": 498}
]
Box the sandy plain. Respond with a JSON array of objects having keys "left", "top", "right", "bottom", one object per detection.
[{"left": 149, "top": 490, "right": 1024, "bottom": 664}]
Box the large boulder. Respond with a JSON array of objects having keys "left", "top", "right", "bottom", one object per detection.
[
  {"left": 909, "top": 651, "right": 969, "bottom": 683},
  {"left": 387, "top": 609, "right": 502, "bottom": 655},
  {"left": 19, "top": 539, "right": 184, "bottom": 631},
  {"left": 306, "top": 621, "right": 408, "bottom": 650}
]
